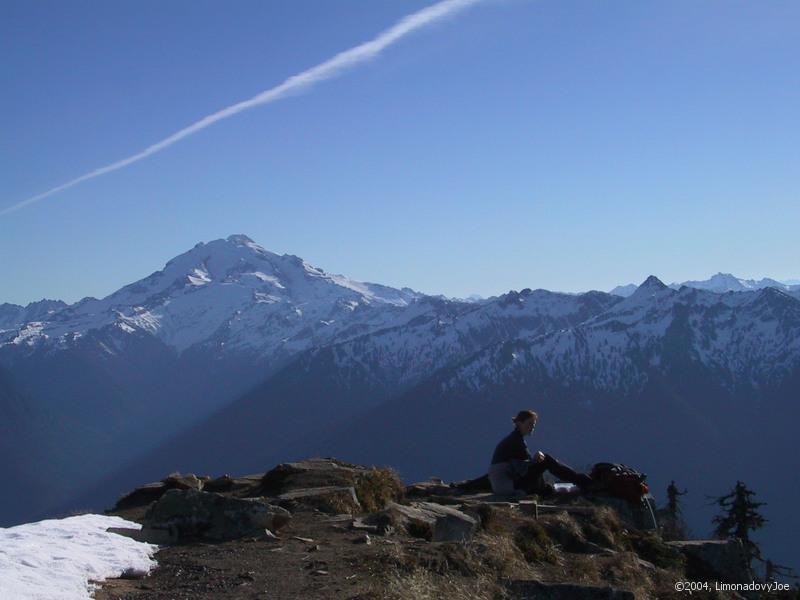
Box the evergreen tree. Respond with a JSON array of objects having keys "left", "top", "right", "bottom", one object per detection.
[
  {"left": 711, "top": 480, "right": 767, "bottom": 568},
  {"left": 763, "top": 558, "right": 799, "bottom": 584},
  {"left": 666, "top": 480, "right": 687, "bottom": 516},
  {"left": 658, "top": 480, "right": 690, "bottom": 541}
]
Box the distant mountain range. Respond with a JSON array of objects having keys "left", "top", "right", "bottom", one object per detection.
[
  {"left": 610, "top": 272, "right": 800, "bottom": 297},
  {"left": 2, "top": 235, "right": 798, "bottom": 571}
]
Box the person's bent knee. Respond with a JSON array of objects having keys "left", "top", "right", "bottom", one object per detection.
[{"left": 488, "top": 463, "right": 516, "bottom": 494}]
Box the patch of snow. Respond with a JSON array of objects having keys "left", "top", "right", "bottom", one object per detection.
[
  {"left": 0, "top": 514, "right": 157, "bottom": 600},
  {"left": 187, "top": 267, "right": 211, "bottom": 286},
  {"left": 12, "top": 322, "right": 46, "bottom": 346},
  {"left": 253, "top": 292, "right": 281, "bottom": 304},
  {"left": 251, "top": 272, "right": 284, "bottom": 287},
  {"left": 116, "top": 322, "right": 135, "bottom": 334}
]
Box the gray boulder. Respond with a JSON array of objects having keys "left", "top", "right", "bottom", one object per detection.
[
  {"left": 277, "top": 486, "right": 362, "bottom": 515},
  {"left": 141, "top": 488, "right": 291, "bottom": 543},
  {"left": 667, "top": 539, "right": 753, "bottom": 583},
  {"left": 114, "top": 482, "right": 168, "bottom": 511},
  {"left": 114, "top": 472, "right": 206, "bottom": 510},
  {"left": 378, "top": 501, "right": 478, "bottom": 542},
  {"left": 258, "top": 458, "right": 403, "bottom": 512},
  {"left": 586, "top": 495, "right": 658, "bottom": 530},
  {"left": 161, "top": 473, "right": 204, "bottom": 491},
  {"left": 507, "top": 580, "right": 635, "bottom": 600}
]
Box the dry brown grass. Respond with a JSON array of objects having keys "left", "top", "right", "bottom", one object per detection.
[
  {"left": 471, "top": 533, "right": 533, "bottom": 579},
  {"left": 540, "top": 511, "right": 587, "bottom": 553},
  {"left": 580, "top": 505, "right": 629, "bottom": 550},
  {"left": 381, "top": 568, "right": 505, "bottom": 600},
  {"left": 354, "top": 467, "right": 405, "bottom": 512},
  {"left": 368, "top": 538, "right": 512, "bottom": 600},
  {"left": 513, "top": 521, "right": 559, "bottom": 564},
  {"left": 626, "top": 529, "right": 685, "bottom": 570},
  {"left": 359, "top": 500, "right": 703, "bottom": 600}
]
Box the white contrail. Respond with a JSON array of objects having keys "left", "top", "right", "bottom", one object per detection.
[{"left": 2, "top": 0, "right": 485, "bottom": 216}]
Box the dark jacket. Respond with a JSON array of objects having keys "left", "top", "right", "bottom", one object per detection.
[{"left": 491, "top": 429, "right": 532, "bottom": 465}]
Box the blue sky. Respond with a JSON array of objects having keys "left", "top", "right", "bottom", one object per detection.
[{"left": 2, "top": 0, "right": 798, "bottom": 305}]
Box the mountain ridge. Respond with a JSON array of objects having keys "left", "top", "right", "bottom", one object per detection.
[{"left": 3, "top": 237, "right": 799, "bottom": 574}]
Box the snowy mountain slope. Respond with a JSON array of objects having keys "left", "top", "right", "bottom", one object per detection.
[
  {"left": 0, "top": 299, "right": 68, "bottom": 331},
  {"left": 6, "top": 245, "right": 800, "bottom": 570},
  {"left": 59, "top": 288, "right": 622, "bottom": 514},
  {"left": 301, "top": 276, "right": 800, "bottom": 572},
  {"left": 455, "top": 277, "right": 800, "bottom": 395},
  {"left": 610, "top": 273, "right": 797, "bottom": 297},
  {"left": 0, "top": 235, "right": 423, "bottom": 360},
  {"left": 0, "top": 235, "right": 441, "bottom": 527},
  {"left": 331, "top": 289, "right": 620, "bottom": 390},
  {"left": 672, "top": 272, "right": 792, "bottom": 293}
]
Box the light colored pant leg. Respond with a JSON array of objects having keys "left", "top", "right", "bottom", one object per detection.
[{"left": 488, "top": 462, "right": 516, "bottom": 494}]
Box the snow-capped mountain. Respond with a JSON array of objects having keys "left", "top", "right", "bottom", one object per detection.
[
  {"left": 609, "top": 283, "right": 638, "bottom": 297},
  {"left": 673, "top": 272, "right": 794, "bottom": 294},
  {"left": 0, "top": 235, "right": 437, "bottom": 527},
  {"left": 0, "top": 299, "right": 68, "bottom": 331},
  {"left": 610, "top": 272, "right": 798, "bottom": 297},
  {"left": 452, "top": 276, "right": 800, "bottom": 394},
  {"left": 291, "top": 276, "right": 800, "bottom": 572},
  {"left": 61, "top": 287, "right": 623, "bottom": 514},
  {"left": 1, "top": 235, "right": 424, "bottom": 360},
  {"left": 320, "top": 288, "right": 621, "bottom": 394},
  {"left": 5, "top": 244, "right": 800, "bottom": 572}
]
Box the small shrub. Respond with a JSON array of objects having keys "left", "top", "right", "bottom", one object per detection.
[
  {"left": 513, "top": 522, "right": 558, "bottom": 564},
  {"left": 355, "top": 467, "right": 405, "bottom": 512},
  {"left": 542, "top": 513, "right": 586, "bottom": 552},
  {"left": 581, "top": 506, "right": 628, "bottom": 550},
  {"left": 382, "top": 567, "right": 500, "bottom": 600},
  {"left": 475, "top": 504, "right": 503, "bottom": 534},
  {"left": 627, "top": 530, "right": 685, "bottom": 570}
]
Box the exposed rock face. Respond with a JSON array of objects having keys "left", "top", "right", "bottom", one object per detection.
[
  {"left": 114, "top": 482, "right": 170, "bottom": 511},
  {"left": 141, "top": 489, "right": 291, "bottom": 543},
  {"left": 277, "top": 486, "right": 362, "bottom": 515},
  {"left": 161, "top": 473, "right": 205, "bottom": 491},
  {"left": 202, "top": 475, "right": 235, "bottom": 493},
  {"left": 101, "top": 459, "right": 759, "bottom": 598},
  {"left": 586, "top": 495, "right": 658, "bottom": 531},
  {"left": 507, "top": 580, "right": 636, "bottom": 600},
  {"left": 667, "top": 539, "right": 753, "bottom": 583},
  {"left": 376, "top": 501, "right": 478, "bottom": 542},
  {"left": 114, "top": 473, "right": 207, "bottom": 510},
  {"left": 257, "top": 458, "right": 403, "bottom": 512}
]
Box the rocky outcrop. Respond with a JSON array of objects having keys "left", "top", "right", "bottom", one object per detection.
[
  {"left": 667, "top": 539, "right": 753, "bottom": 583},
  {"left": 372, "top": 501, "right": 478, "bottom": 542},
  {"left": 101, "top": 458, "right": 760, "bottom": 599},
  {"left": 257, "top": 458, "right": 404, "bottom": 512},
  {"left": 507, "top": 580, "right": 636, "bottom": 600},
  {"left": 277, "top": 486, "right": 362, "bottom": 514},
  {"left": 139, "top": 489, "right": 291, "bottom": 543},
  {"left": 583, "top": 495, "right": 658, "bottom": 531},
  {"left": 114, "top": 473, "right": 207, "bottom": 510}
]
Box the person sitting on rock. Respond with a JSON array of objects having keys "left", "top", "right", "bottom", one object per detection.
[{"left": 488, "top": 409, "right": 592, "bottom": 495}]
